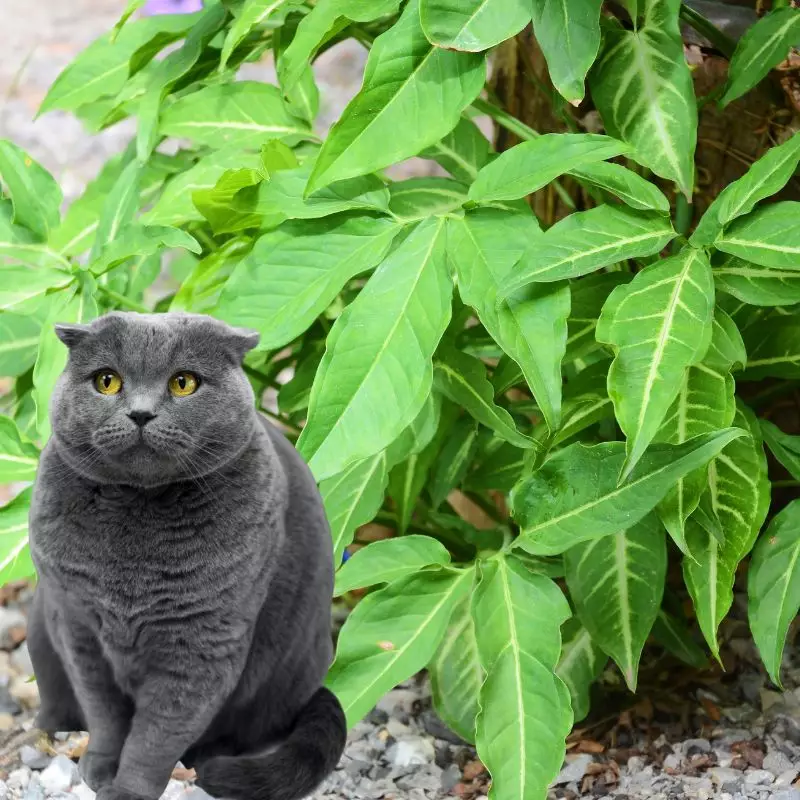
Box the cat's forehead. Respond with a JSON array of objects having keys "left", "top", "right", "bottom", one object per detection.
[{"left": 63, "top": 312, "right": 256, "bottom": 372}]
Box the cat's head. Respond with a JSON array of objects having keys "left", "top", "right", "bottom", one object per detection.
[{"left": 50, "top": 311, "right": 260, "bottom": 488}]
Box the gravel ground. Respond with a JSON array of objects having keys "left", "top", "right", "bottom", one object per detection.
[{"left": 2, "top": 2, "right": 800, "bottom": 800}]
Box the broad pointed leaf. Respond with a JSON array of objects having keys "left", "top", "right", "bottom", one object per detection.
[
  {"left": 565, "top": 514, "right": 666, "bottom": 691},
  {"left": 511, "top": 429, "right": 742, "bottom": 556},
  {"left": 448, "top": 209, "right": 568, "bottom": 431},
  {"left": 90, "top": 159, "right": 143, "bottom": 262},
  {"left": 0, "top": 313, "right": 43, "bottom": 378},
  {"left": 759, "top": 419, "right": 800, "bottom": 482},
  {"left": 743, "top": 315, "right": 800, "bottom": 379},
  {"left": 221, "top": 0, "right": 302, "bottom": 67},
  {"left": 326, "top": 567, "right": 472, "bottom": 726},
  {"left": 651, "top": 609, "right": 707, "bottom": 668},
  {"left": 716, "top": 201, "right": 800, "bottom": 269},
  {"left": 388, "top": 178, "right": 466, "bottom": 223},
  {"left": 306, "top": 0, "right": 486, "bottom": 193},
  {"left": 429, "top": 595, "right": 483, "bottom": 743},
  {"left": 598, "top": 248, "right": 715, "bottom": 478},
  {"left": 0, "top": 416, "right": 39, "bottom": 483},
  {"left": 0, "top": 141, "right": 62, "bottom": 241},
  {"left": 0, "top": 268, "right": 73, "bottom": 313},
  {"left": 569, "top": 161, "right": 670, "bottom": 214},
  {"left": 468, "top": 134, "right": 627, "bottom": 204},
  {"left": 715, "top": 255, "right": 800, "bottom": 307},
  {"left": 434, "top": 347, "right": 537, "bottom": 449},
  {"left": 556, "top": 619, "right": 606, "bottom": 723},
  {"left": 215, "top": 216, "right": 399, "bottom": 350},
  {"left": 472, "top": 555, "right": 572, "bottom": 800},
  {"left": 335, "top": 535, "right": 451, "bottom": 595},
  {"left": 720, "top": 8, "right": 800, "bottom": 108},
  {"left": 683, "top": 405, "right": 770, "bottom": 659},
  {"left": 297, "top": 217, "right": 452, "bottom": 480},
  {"left": 498, "top": 206, "right": 674, "bottom": 296},
  {"left": 692, "top": 132, "right": 800, "bottom": 245},
  {"left": 159, "top": 82, "right": 311, "bottom": 149},
  {"left": 320, "top": 452, "right": 388, "bottom": 566},
  {"left": 419, "top": 0, "right": 530, "bottom": 52},
  {"left": 589, "top": 3, "right": 697, "bottom": 197},
  {"left": 748, "top": 499, "right": 800, "bottom": 687},
  {"left": 89, "top": 224, "right": 200, "bottom": 276},
  {"left": 429, "top": 417, "right": 480, "bottom": 509},
  {"left": 0, "top": 488, "right": 34, "bottom": 586},
  {"left": 531, "top": 0, "right": 603, "bottom": 103}
]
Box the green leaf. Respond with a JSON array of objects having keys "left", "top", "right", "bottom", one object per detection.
[
  {"left": 691, "top": 132, "right": 800, "bottom": 245},
  {"left": 420, "top": 117, "right": 491, "bottom": 183},
  {"left": 531, "top": 0, "right": 603, "bottom": 103},
  {"left": 654, "top": 311, "right": 738, "bottom": 556},
  {"left": 683, "top": 404, "right": 770, "bottom": 659},
  {"left": 229, "top": 162, "right": 390, "bottom": 226},
  {"left": 743, "top": 315, "right": 800, "bottom": 379},
  {"left": 598, "top": 248, "right": 715, "bottom": 479},
  {"left": 159, "top": 82, "right": 311, "bottom": 149},
  {"left": 419, "top": 0, "right": 531, "bottom": 52},
  {"left": 32, "top": 279, "right": 99, "bottom": 441},
  {"left": 748, "top": 499, "right": 800, "bottom": 687},
  {"left": 429, "top": 417, "right": 479, "bottom": 509},
  {"left": 720, "top": 8, "right": 800, "bottom": 108},
  {"left": 565, "top": 514, "right": 666, "bottom": 691},
  {"left": 472, "top": 555, "right": 572, "bottom": 800},
  {"left": 589, "top": 3, "right": 697, "bottom": 197},
  {"left": 306, "top": 0, "right": 486, "bottom": 194},
  {"left": 511, "top": 429, "right": 742, "bottom": 556},
  {"left": 569, "top": 161, "right": 670, "bottom": 214},
  {"left": 429, "top": 595, "right": 483, "bottom": 743},
  {"left": 498, "top": 206, "right": 674, "bottom": 296},
  {"left": 0, "top": 488, "right": 35, "bottom": 586},
  {"left": 0, "top": 268, "right": 73, "bottom": 313},
  {"left": 90, "top": 159, "right": 143, "bottom": 262},
  {"left": 0, "top": 141, "right": 62, "bottom": 241},
  {"left": 297, "top": 217, "right": 451, "bottom": 480},
  {"left": 433, "top": 347, "right": 537, "bottom": 449},
  {"left": 556, "top": 619, "right": 606, "bottom": 723},
  {"left": 388, "top": 178, "right": 466, "bottom": 223},
  {"left": 39, "top": 13, "right": 197, "bottom": 114},
  {"left": 468, "top": 134, "right": 627, "bottom": 204},
  {"left": 0, "top": 313, "right": 43, "bottom": 378},
  {"left": 448, "top": 209, "right": 568, "bottom": 431},
  {"left": 566, "top": 272, "right": 630, "bottom": 363},
  {"left": 221, "top": 0, "right": 302, "bottom": 68},
  {"left": 321, "top": 452, "right": 389, "bottom": 565},
  {"left": 715, "top": 201, "right": 800, "bottom": 269},
  {"left": 215, "top": 215, "right": 399, "bottom": 350},
  {"left": 89, "top": 224, "right": 201, "bottom": 276},
  {"left": 0, "top": 415, "right": 39, "bottom": 483},
  {"left": 142, "top": 149, "right": 263, "bottom": 227},
  {"left": 546, "top": 361, "right": 614, "bottom": 447},
  {"left": 651, "top": 609, "right": 707, "bottom": 668},
  {"left": 326, "top": 567, "right": 472, "bottom": 727},
  {"left": 715, "top": 255, "right": 800, "bottom": 307},
  {"left": 334, "top": 535, "right": 451, "bottom": 595},
  {"left": 759, "top": 419, "right": 800, "bottom": 482}
]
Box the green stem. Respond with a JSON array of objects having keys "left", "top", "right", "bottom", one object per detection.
[
  {"left": 672, "top": 191, "right": 693, "bottom": 252},
  {"left": 679, "top": 4, "right": 737, "bottom": 59},
  {"left": 97, "top": 286, "right": 149, "bottom": 313}
]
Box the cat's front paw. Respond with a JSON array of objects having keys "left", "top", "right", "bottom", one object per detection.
[{"left": 79, "top": 751, "right": 119, "bottom": 790}]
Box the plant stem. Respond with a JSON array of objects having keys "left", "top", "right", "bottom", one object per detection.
[
  {"left": 679, "top": 4, "right": 737, "bottom": 59},
  {"left": 773, "top": 480, "right": 800, "bottom": 489},
  {"left": 97, "top": 286, "right": 149, "bottom": 313},
  {"left": 672, "top": 191, "right": 693, "bottom": 252}
]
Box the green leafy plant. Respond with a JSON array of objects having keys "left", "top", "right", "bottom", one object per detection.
[{"left": 1, "top": 0, "right": 799, "bottom": 797}]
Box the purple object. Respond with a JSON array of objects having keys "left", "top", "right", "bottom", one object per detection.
[
  {"left": 341, "top": 550, "right": 351, "bottom": 564},
  {"left": 141, "top": 0, "right": 204, "bottom": 15}
]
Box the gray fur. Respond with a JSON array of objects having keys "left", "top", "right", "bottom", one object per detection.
[{"left": 28, "top": 311, "right": 345, "bottom": 800}]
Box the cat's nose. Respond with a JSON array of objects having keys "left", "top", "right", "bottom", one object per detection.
[{"left": 128, "top": 410, "right": 156, "bottom": 427}]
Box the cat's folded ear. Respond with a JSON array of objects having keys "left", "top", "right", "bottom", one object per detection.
[
  {"left": 225, "top": 326, "right": 260, "bottom": 360},
  {"left": 55, "top": 323, "right": 92, "bottom": 348}
]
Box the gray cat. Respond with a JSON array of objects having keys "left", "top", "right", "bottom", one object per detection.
[{"left": 28, "top": 311, "right": 346, "bottom": 800}]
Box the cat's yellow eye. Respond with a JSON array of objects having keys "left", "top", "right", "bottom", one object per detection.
[
  {"left": 169, "top": 372, "right": 199, "bottom": 397},
  {"left": 94, "top": 370, "right": 123, "bottom": 396}
]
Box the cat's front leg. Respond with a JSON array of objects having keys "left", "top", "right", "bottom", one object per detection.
[
  {"left": 97, "top": 660, "right": 237, "bottom": 800},
  {"left": 59, "top": 623, "right": 132, "bottom": 790}
]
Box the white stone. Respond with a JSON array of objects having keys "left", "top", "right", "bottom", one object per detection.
[
  {"left": 386, "top": 737, "right": 435, "bottom": 768},
  {"left": 553, "top": 754, "right": 593, "bottom": 785},
  {"left": 8, "top": 768, "right": 31, "bottom": 790},
  {"left": 71, "top": 783, "right": 95, "bottom": 800},
  {"left": 159, "top": 779, "right": 187, "bottom": 800},
  {"left": 39, "top": 755, "right": 78, "bottom": 793},
  {"left": 10, "top": 643, "right": 33, "bottom": 678},
  {"left": 744, "top": 769, "right": 775, "bottom": 785},
  {"left": 20, "top": 745, "right": 51, "bottom": 770}
]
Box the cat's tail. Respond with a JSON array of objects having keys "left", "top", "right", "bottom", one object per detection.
[{"left": 196, "top": 687, "right": 347, "bottom": 800}]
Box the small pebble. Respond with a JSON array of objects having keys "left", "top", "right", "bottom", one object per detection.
[
  {"left": 0, "top": 712, "right": 15, "bottom": 730},
  {"left": 771, "top": 791, "right": 800, "bottom": 800},
  {"left": 10, "top": 643, "right": 33, "bottom": 678},
  {"left": 744, "top": 769, "right": 775, "bottom": 785},
  {"left": 71, "top": 782, "right": 95, "bottom": 800},
  {"left": 8, "top": 768, "right": 30, "bottom": 791},
  {"left": 0, "top": 780, "right": 7, "bottom": 800},
  {"left": 39, "top": 754, "right": 78, "bottom": 793},
  {"left": 160, "top": 779, "right": 186, "bottom": 800},
  {"left": 0, "top": 608, "right": 27, "bottom": 649},
  {"left": 182, "top": 788, "right": 214, "bottom": 800},
  {"left": 554, "top": 753, "right": 593, "bottom": 784},
  {"left": 9, "top": 675, "right": 39, "bottom": 709},
  {"left": 385, "top": 737, "right": 435, "bottom": 767},
  {"left": 20, "top": 745, "right": 51, "bottom": 770}
]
